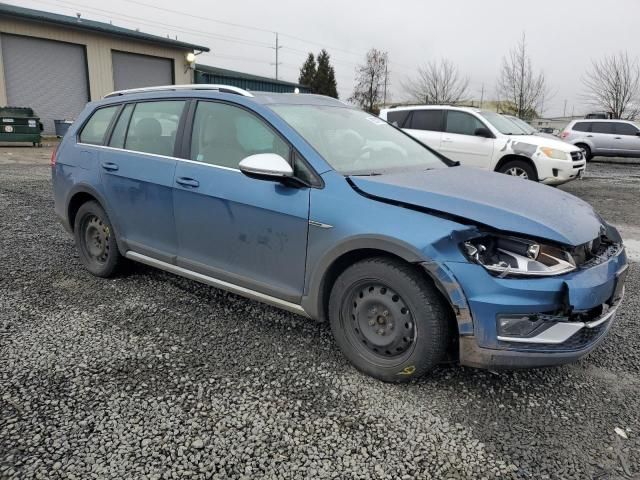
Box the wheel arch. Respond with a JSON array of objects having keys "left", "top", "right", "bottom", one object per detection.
[
  {"left": 494, "top": 154, "right": 539, "bottom": 179},
  {"left": 301, "top": 237, "right": 462, "bottom": 338},
  {"left": 65, "top": 185, "right": 126, "bottom": 253}
]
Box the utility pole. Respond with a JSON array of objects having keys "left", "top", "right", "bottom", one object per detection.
[
  {"left": 270, "top": 32, "right": 283, "bottom": 80},
  {"left": 479, "top": 83, "right": 484, "bottom": 109},
  {"left": 563, "top": 99, "right": 567, "bottom": 117}
]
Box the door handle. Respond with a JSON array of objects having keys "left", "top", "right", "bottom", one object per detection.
[
  {"left": 586, "top": 135, "right": 593, "bottom": 138},
  {"left": 614, "top": 137, "right": 621, "bottom": 139},
  {"left": 101, "top": 162, "right": 119, "bottom": 172},
  {"left": 176, "top": 177, "right": 199, "bottom": 188},
  {"left": 442, "top": 137, "right": 453, "bottom": 143}
]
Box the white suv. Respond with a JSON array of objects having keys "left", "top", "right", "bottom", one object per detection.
[{"left": 379, "top": 106, "right": 586, "bottom": 186}]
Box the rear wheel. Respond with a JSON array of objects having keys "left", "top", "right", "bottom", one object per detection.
[
  {"left": 74, "top": 201, "right": 123, "bottom": 277},
  {"left": 329, "top": 257, "right": 451, "bottom": 382},
  {"left": 576, "top": 143, "right": 592, "bottom": 161},
  {"left": 497, "top": 159, "right": 538, "bottom": 181}
]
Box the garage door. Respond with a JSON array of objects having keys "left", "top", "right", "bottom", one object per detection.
[
  {"left": 112, "top": 51, "right": 173, "bottom": 91},
  {"left": 1, "top": 34, "right": 89, "bottom": 134}
]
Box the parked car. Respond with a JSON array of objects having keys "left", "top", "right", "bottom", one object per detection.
[
  {"left": 561, "top": 119, "right": 640, "bottom": 160},
  {"left": 52, "top": 85, "right": 627, "bottom": 382},
  {"left": 380, "top": 106, "right": 585, "bottom": 185},
  {"left": 504, "top": 115, "right": 558, "bottom": 140}
]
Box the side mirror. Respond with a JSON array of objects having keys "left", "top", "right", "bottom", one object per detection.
[
  {"left": 635, "top": 131, "right": 640, "bottom": 136},
  {"left": 239, "top": 153, "right": 293, "bottom": 181},
  {"left": 474, "top": 127, "right": 493, "bottom": 138}
]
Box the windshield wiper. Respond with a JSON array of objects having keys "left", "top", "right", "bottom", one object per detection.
[{"left": 350, "top": 171, "right": 383, "bottom": 177}]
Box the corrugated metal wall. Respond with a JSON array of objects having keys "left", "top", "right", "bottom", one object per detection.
[
  {"left": 195, "top": 70, "right": 309, "bottom": 94},
  {"left": 1, "top": 34, "right": 89, "bottom": 133},
  {"left": 0, "top": 17, "right": 193, "bottom": 105},
  {"left": 112, "top": 51, "right": 173, "bottom": 91}
]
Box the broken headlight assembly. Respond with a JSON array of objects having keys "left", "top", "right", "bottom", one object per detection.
[{"left": 462, "top": 235, "right": 576, "bottom": 277}]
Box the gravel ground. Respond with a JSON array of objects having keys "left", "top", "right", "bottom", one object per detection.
[{"left": 1, "top": 147, "right": 639, "bottom": 479}]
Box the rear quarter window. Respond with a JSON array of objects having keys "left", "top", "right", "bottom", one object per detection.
[
  {"left": 79, "top": 106, "right": 119, "bottom": 145},
  {"left": 385, "top": 110, "right": 411, "bottom": 127},
  {"left": 571, "top": 122, "right": 591, "bottom": 132}
]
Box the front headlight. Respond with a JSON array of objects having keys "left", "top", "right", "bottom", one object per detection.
[
  {"left": 540, "top": 146, "right": 570, "bottom": 160},
  {"left": 462, "top": 235, "right": 576, "bottom": 277}
]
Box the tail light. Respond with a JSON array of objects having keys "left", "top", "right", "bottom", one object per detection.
[
  {"left": 50, "top": 145, "right": 58, "bottom": 167},
  {"left": 560, "top": 131, "right": 569, "bottom": 139}
]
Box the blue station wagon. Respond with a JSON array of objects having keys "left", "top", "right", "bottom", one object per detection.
[{"left": 51, "top": 85, "right": 628, "bottom": 382}]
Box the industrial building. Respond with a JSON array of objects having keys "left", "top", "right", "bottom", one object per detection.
[
  {"left": 0, "top": 3, "right": 208, "bottom": 133},
  {"left": 195, "top": 64, "right": 310, "bottom": 94}
]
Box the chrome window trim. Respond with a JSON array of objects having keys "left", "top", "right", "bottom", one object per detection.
[{"left": 76, "top": 142, "right": 241, "bottom": 173}]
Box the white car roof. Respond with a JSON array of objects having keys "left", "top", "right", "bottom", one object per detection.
[{"left": 380, "top": 105, "right": 482, "bottom": 115}]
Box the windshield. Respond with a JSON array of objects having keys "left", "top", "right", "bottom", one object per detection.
[
  {"left": 478, "top": 111, "right": 529, "bottom": 135},
  {"left": 269, "top": 105, "right": 448, "bottom": 175},
  {"left": 507, "top": 116, "right": 537, "bottom": 134}
]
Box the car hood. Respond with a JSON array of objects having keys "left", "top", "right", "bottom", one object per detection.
[
  {"left": 505, "top": 134, "right": 577, "bottom": 151},
  {"left": 349, "top": 167, "right": 604, "bottom": 246}
]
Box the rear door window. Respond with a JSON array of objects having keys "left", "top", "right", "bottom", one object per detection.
[
  {"left": 614, "top": 122, "right": 639, "bottom": 136},
  {"left": 591, "top": 122, "right": 614, "bottom": 134},
  {"left": 572, "top": 122, "right": 591, "bottom": 132},
  {"left": 79, "top": 106, "right": 119, "bottom": 145},
  {"left": 124, "top": 101, "right": 186, "bottom": 156},
  {"left": 108, "top": 104, "right": 134, "bottom": 148},
  {"left": 445, "top": 111, "right": 485, "bottom": 136},
  {"left": 386, "top": 110, "right": 411, "bottom": 127},
  {"left": 409, "top": 110, "right": 443, "bottom": 131}
]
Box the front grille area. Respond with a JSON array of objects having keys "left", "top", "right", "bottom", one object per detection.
[{"left": 572, "top": 236, "right": 622, "bottom": 268}]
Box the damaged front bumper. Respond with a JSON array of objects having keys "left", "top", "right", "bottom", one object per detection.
[{"left": 424, "top": 244, "right": 628, "bottom": 370}]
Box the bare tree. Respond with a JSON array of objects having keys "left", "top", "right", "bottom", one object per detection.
[
  {"left": 497, "top": 33, "right": 547, "bottom": 119},
  {"left": 403, "top": 59, "right": 469, "bottom": 105},
  {"left": 350, "top": 49, "right": 389, "bottom": 114},
  {"left": 583, "top": 52, "right": 640, "bottom": 119}
]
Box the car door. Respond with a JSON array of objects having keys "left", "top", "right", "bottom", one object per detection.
[
  {"left": 440, "top": 110, "right": 494, "bottom": 168},
  {"left": 98, "top": 100, "right": 185, "bottom": 263},
  {"left": 172, "top": 100, "right": 310, "bottom": 302},
  {"left": 612, "top": 122, "right": 640, "bottom": 156},
  {"left": 589, "top": 122, "right": 616, "bottom": 155},
  {"left": 402, "top": 109, "right": 444, "bottom": 150}
]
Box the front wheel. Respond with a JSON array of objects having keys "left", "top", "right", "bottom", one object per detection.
[
  {"left": 328, "top": 257, "right": 451, "bottom": 382},
  {"left": 497, "top": 159, "right": 538, "bottom": 181}
]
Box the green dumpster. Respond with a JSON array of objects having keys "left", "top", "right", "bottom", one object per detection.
[{"left": 0, "top": 107, "right": 43, "bottom": 146}]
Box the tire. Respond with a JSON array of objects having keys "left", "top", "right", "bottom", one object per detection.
[
  {"left": 73, "top": 201, "right": 123, "bottom": 277},
  {"left": 328, "top": 257, "right": 451, "bottom": 383},
  {"left": 576, "top": 143, "right": 592, "bottom": 161},
  {"left": 497, "top": 159, "right": 538, "bottom": 181}
]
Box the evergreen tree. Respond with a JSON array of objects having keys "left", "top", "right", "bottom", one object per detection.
[
  {"left": 298, "top": 53, "right": 317, "bottom": 90},
  {"left": 313, "top": 49, "right": 338, "bottom": 98}
]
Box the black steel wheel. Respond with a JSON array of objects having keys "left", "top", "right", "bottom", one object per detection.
[
  {"left": 74, "top": 201, "right": 123, "bottom": 277},
  {"left": 329, "top": 257, "right": 452, "bottom": 382},
  {"left": 343, "top": 282, "right": 417, "bottom": 364}
]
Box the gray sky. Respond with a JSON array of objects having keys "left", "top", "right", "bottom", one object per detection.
[{"left": 13, "top": 0, "right": 640, "bottom": 117}]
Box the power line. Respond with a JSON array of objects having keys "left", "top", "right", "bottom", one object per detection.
[{"left": 26, "top": 0, "right": 275, "bottom": 49}]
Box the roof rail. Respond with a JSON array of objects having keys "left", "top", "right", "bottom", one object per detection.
[{"left": 104, "top": 84, "right": 254, "bottom": 98}]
